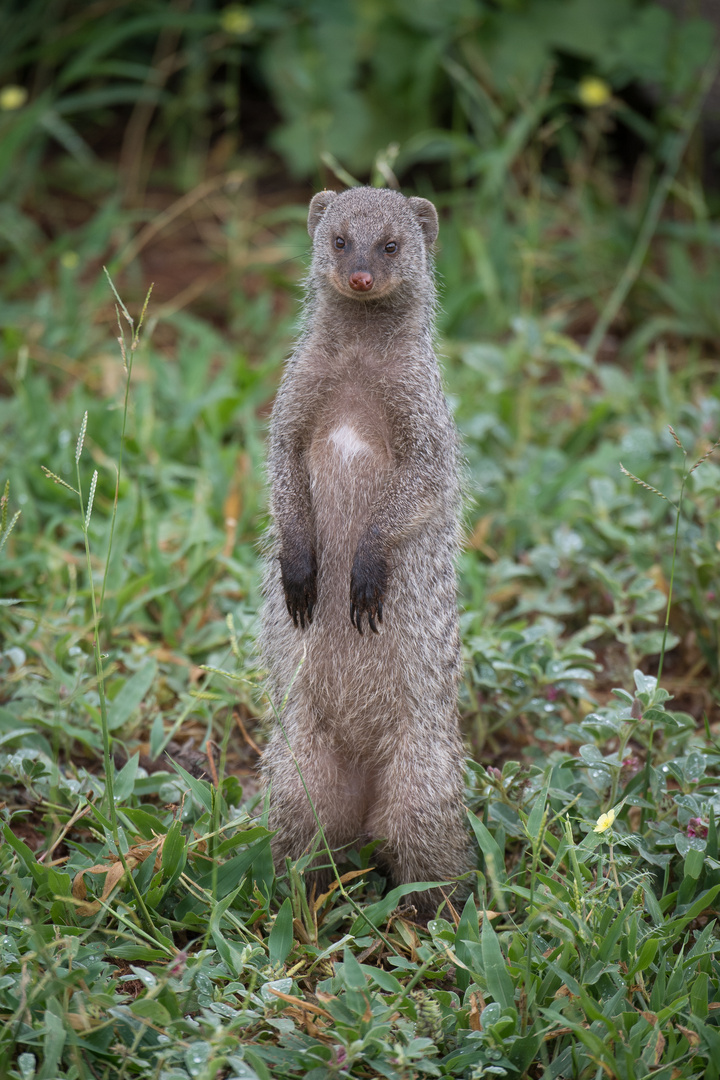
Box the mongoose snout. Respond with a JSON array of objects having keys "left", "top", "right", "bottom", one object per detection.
[
  {"left": 349, "top": 271, "right": 373, "bottom": 292},
  {"left": 261, "top": 186, "right": 470, "bottom": 916}
]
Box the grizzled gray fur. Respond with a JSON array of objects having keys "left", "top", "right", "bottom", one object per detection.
[{"left": 260, "top": 186, "right": 468, "bottom": 915}]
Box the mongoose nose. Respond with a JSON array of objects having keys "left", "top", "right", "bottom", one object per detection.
[{"left": 349, "top": 271, "right": 374, "bottom": 292}]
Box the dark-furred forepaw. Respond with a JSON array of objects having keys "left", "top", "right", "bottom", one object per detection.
[
  {"left": 280, "top": 546, "right": 317, "bottom": 631},
  {"left": 350, "top": 548, "right": 387, "bottom": 635}
]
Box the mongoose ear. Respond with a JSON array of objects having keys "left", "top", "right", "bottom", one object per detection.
[
  {"left": 407, "top": 197, "right": 439, "bottom": 247},
  {"left": 308, "top": 190, "right": 338, "bottom": 239}
]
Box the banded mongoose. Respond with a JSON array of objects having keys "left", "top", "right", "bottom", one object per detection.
[{"left": 261, "top": 186, "right": 468, "bottom": 914}]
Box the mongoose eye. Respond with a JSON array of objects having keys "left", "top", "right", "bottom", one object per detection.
[
  {"left": 334, "top": 237, "right": 345, "bottom": 249},
  {"left": 384, "top": 241, "right": 398, "bottom": 254}
]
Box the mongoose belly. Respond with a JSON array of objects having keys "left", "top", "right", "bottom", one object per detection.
[{"left": 302, "top": 411, "right": 400, "bottom": 733}]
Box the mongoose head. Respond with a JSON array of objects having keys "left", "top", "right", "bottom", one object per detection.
[{"left": 307, "top": 187, "right": 438, "bottom": 303}]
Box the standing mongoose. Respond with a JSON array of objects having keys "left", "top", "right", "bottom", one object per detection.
[{"left": 261, "top": 186, "right": 468, "bottom": 915}]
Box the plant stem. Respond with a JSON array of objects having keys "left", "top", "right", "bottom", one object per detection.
[
  {"left": 76, "top": 457, "right": 164, "bottom": 946},
  {"left": 640, "top": 469, "right": 687, "bottom": 827},
  {"left": 656, "top": 472, "right": 685, "bottom": 685},
  {"left": 99, "top": 276, "right": 153, "bottom": 621}
]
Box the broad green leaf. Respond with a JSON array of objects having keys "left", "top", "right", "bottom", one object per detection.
[
  {"left": 684, "top": 846, "right": 705, "bottom": 880},
  {"left": 351, "top": 880, "right": 448, "bottom": 934},
  {"left": 598, "top": 906, "right": 630, "bottom": 961},
  {"left": 149, "top": 712, "right": 165, "bottom": 758},
  {"left": 129, "top": 998, "right": 172, "bottom": 1025},
  {"left": 363, "top": 965, "right": 402, "bottom": 993},
  {"left": 38, "top": 1006, "right": 66, "bottom": 1080},
  {"left": 683, "top": 751, "right": 707, "bottom": 784},
  {"left": 3, "top": 824, "right": 45, "bottom": 886},
  {"left": 113, "top": 752, "right": 139, "bottom": 802},
  {"left": 631, "top": 935, "right": 660, "bottom": 975},
  {"left": 525, "top": 777, "right": 550, "bottom": 840},
  {"left": 633, "top": 669, "right": 657, "bottom": 696},
  {"left": 467, "top": 810, "right": 507, "bottom": 905},
  {"left": 268, "top": 897, "right": 294, "bottom": 966},
  {"left": 191, "top": 832, "right": 272, "bottom": 900},
  {"left": 481, "top": 911, "right": 514, "bottom": 1010},
  {"left": 454, "top": 893, "right": 480, "bottom": 990},
  {"left": 107, "top": 659, "right": 157, "bottom": 731},
  {"left": 168, "top": 757, "right": 213, "bottom": 814},
  {"left": 161, "top": 819, "right": 187, "bottom": 887},
  {"left": 675, "top": 883, "right": 720, "bottom": 922},
  {"left": 340, "top": 946, "right": 367, "bottom": 991},
  {"left": 119, "top": 807, "right": 168, "bottom": 839},
  {"left": 690, "top": 971, "right": 709, "bottom": 1019}
]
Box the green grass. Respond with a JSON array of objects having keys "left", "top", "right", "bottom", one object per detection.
[{"left": 2, "top": 92, "right": 720, "bottom": 1080}]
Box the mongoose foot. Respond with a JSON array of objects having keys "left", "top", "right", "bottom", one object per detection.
[
  {"left": 280, "top": 546, "right": 317, "bottom": 629},
  {"left": 350, "top": 548, "right": 387, "bottom": 634}
]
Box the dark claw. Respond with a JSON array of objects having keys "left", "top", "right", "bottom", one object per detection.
[
  {"left": 377, "top": 600, "right": 383, "bottom": 623},
  {"left": 368, "top": 613, "right": 378, "bottom": 634}
]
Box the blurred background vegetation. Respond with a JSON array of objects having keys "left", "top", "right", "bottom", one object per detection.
[{"left": 1, "top": 0, "right": 719, "bottom": 769}]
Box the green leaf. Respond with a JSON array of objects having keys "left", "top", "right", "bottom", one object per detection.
[
  {"left": 598, "top": 906, "right": 630, "bottom": 961},
  {"left": 107, "top": 943, "right": 169, "bottom": 962},
  {"left": 631, "top": 935, "right": 659, "bottom": 975},
  {"left": 457, "top": 892, "right": 480, "bottom": 943},
  {"left": 525, "top": 777, "right": 550, "bottom": 841},
  {"left": 161, "top": 819, "right": 187, "bottom": 887},
  {"left": 481, "top": 912, "right": 515, "bottom": 1010},
  {"left": 268, "top": 898, "right": 294, "bottom": 967},
  {"left": 119, "top": 807, "right": 168, "bottom": 839},
  {"left": 363, "top": 965, "right": 402, "bottom": 993},
  {"left": 3, "top": 824, "right": 45, "bottom": 886},
  {"left": 690, "top": 971, "right": 709, "bottom": 1019},
  {"left": 243, "top": 1049, "right": 273, "bottom": 1080},
  {"left": 684, "top": 846, "right": 705, "bottom": 881},
  {"left": 633, "top": 669, "right": 657, "bottom": 696},
  {"left": 707, "top": 805, "right": 718, "bottom": 859},
  {"left": 38, "top": 1005, "right": 67, "bottom": 1080},
  {"left": 129, "top": 998, "right": 172, "bottom": 1025},
  {"left": 168, "top": 757, "right": 214, "bottom": 814},
  {"left": 351, "top": 880, "right": 447, "bottom": 934},
  {"left": 675, "top": 883, "right": 720, "bottom": 921},
  {"left": 467, "top": 810, "right": 508, "bottom": 904},
  {"left": 107, "top": 659, "right": 157, "bottom": 731},
  {"left": 113, "top": 752, "right": 139, "bottom": 802},
  {"left": 149, "top": 712, "right": 165, "bottom": 758},
  {"left": 683, "top": 751, "right": 707, "bottom": 784},
  {"left": 340, "top": 946, "right": 367, "bottom": 991},
  {"left": 195, "top": 835, "right": 272, "bottom": 899}
]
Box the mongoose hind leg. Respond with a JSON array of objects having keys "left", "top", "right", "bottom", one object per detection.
[
  {"left": 367, "top": 740, "right": 470, "bottom": 917},
  {"left": 266, "top": 723, "right": 369, "bottom": 895}
]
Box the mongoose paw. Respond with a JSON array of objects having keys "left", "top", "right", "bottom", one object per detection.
[
  {"left": 280, "top": 548, "right": 317, "bottom": 630},
  {"left": 350, "top": 552, "right": 387, "bottom": 635}
]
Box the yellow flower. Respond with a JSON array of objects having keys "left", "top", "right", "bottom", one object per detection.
[
  {"left": 221, "top": 6, "right": 252, "bottom": 35},
  {"left": 0, "top": 85, "right": 28, "bottom": 111},
  {"left": 593, "top": 808, "right": 616, "bottom": 834},
  {"left": 578, "top": 77, "right": 611, "bottom": 109},
  {"left": 61, "top": 251, "right": 79, "bottom": 270}
]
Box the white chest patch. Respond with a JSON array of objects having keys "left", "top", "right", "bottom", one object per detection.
[{"left": 329, "top": 424, "right": 369, "bottom": 462}]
